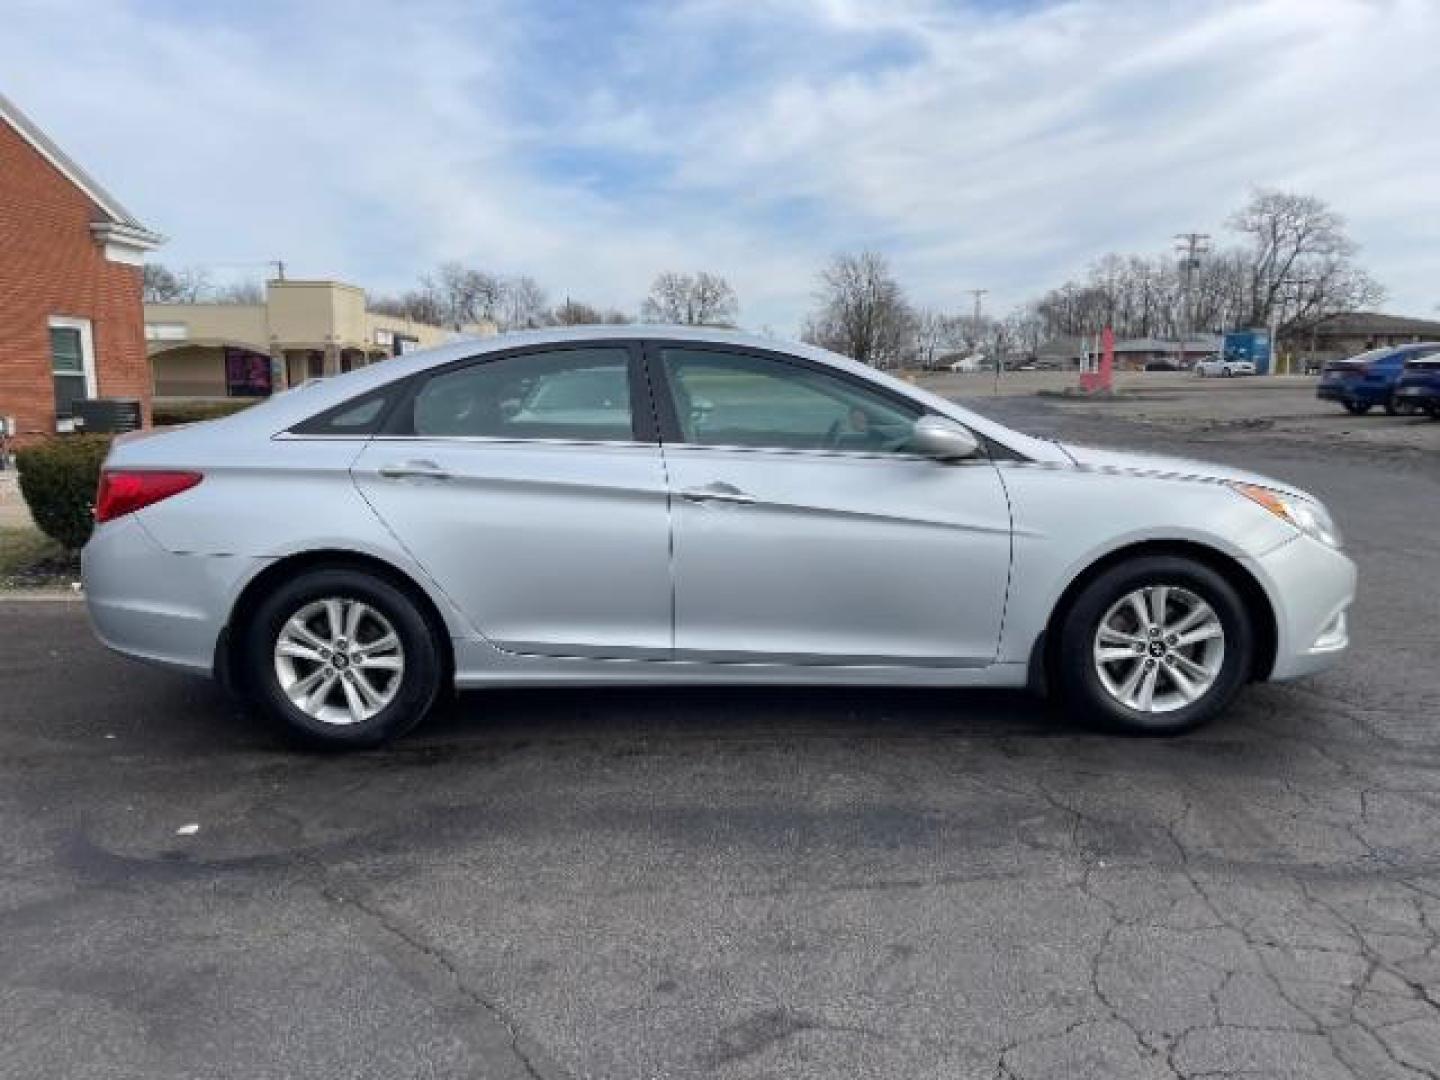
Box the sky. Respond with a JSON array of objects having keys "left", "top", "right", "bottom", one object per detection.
[{"left": 4, "top": 0, "right": 1439, "bottom": 333}]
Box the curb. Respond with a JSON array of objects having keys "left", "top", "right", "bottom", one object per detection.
[{"left": 0, "top": 589, "right": 85, "bottom": 602}]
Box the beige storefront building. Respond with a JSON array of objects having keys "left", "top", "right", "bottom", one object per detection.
[{"left": 147, "top": 279, "right": 494, "bottom": 398}]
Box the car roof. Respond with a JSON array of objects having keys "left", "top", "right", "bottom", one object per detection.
[{"left": 205, "top": 324, "right": 1063, "bottom": 461}]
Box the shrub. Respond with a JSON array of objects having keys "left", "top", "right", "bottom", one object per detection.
[
  {"left": 16, "top": 435, "right": 113, "bottom": 551},
  {"left": 153, "top": 399, "right": 256, "bottom": 426}
]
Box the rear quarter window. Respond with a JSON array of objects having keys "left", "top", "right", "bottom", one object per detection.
[{"left": 289, "top": 386, "right": 400, "bottom": 436}]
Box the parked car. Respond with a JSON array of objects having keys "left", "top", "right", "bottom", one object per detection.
[
  {"left": 83, "top": 327, "right": 1355, "bottom": 748},
  {"left": 1392, "top": 350, "right": 1440, "bottom": 418},
  {"left": 1194, "top": 358, "right": 1256, "bottom": 377},
  {"left": 1317, "top": 342, "right": 1440, "bottom": 415},
  {"left": 1144, "top": 359, "right": 1179, "bottom": 372}
]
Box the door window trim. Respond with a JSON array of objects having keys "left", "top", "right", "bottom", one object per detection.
[
  {"left": 641, "top": 339, "right": 965, "bottom": 461},
  {"left": 378, "top": 340, "right": 659, "bottom": 446}
]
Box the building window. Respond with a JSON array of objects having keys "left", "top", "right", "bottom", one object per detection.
[{"left": 49, "top": 317, "right": 97, "bottom": 430}]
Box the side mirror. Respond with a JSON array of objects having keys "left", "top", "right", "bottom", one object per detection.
[{"left": 911, "top": 415, "right": 981, "bottom": 461}]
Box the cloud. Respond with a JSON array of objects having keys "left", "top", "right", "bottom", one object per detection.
[{"left": 4, "top": 0, "right": 1437, "bottom": 330}]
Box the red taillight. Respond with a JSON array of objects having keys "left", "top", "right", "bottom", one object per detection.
[{"left": 95, "top": 470, "right": 203, "bottom": 523}]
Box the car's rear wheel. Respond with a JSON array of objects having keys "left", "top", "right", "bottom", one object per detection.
[
  {"left": 1055, "top": 556, "right": 1253, "bottom": 736},
  {"left": 1344, "top": 401, "right": 1371, "bottom": 415},
  {"left": 241, "top": 567, "right": 442, "bottom": 749},
  {"left": 1383, "top": 396, "right": 1400, "bottom": 416}
]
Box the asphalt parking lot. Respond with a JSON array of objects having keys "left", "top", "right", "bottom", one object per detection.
[{"left": 2, "top": 391, "right": 1439, "bottom": 1079}]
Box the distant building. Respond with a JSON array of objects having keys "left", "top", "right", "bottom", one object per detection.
[
  {"left": 1033, "top": 335, "right": 1221, "bottom": 371},
  {"left": 146, "top": 280, "right": 496, "bottom": 398},
  {"left": 1284, "top": 311, "right": 1440, "bottom": 364},
  {"left": 1109, "top": 336, "right": 1222, "bottom": 370},
  {"left": 0, "top": 92, "right": 163, "bottom": 437}
]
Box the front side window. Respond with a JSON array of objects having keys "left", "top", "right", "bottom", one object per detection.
[
  {"left": 659, "top": 347, "right": 919, "bottom": 453},
  {"left": 410, "top": 347, "right": 634, "bottom": 441}
]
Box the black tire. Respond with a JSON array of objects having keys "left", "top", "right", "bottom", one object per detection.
[
  {"left": 1054, "top": 555, "right": 1254, "bottom": 736},
  {"left": 1344, "top": 401, "right": 1371, "bottom": 415},
  {"left": 1383, "top": 396, "right": 1400, "bottom": 416},
  {"left": 241, "top": 567, "right": 442, "bottom": 749}
]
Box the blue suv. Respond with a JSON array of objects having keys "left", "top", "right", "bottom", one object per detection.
[
  {"left": 1393, "top": 350, "right": 1440, "bottom": 418},
  {"left": 1317, "top": 342, "right": 1440, "bottom": 415}
]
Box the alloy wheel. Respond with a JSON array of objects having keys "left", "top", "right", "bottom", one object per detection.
[
  {"left": 1092, "top": 586, "right": 1225, "bottom": 714},
  {"left": 273, "top": 597, "right": 405, "bottom": 726}
]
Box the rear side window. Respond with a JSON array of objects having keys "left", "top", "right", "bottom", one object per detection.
[
  {"left": 290, "top": 386, "right": 398, "bottom": 436},
  {"left": 405, "top": 347, "right": 635, "bottom": 441}
]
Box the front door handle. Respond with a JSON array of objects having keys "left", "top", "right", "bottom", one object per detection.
[
  {"left": 680, "top": 481, "right": 756, "bottom": 505},
  {"left": 378, "top": 460, "right": 452, "bottom": 481}
]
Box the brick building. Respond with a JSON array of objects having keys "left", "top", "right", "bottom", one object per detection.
[{"left": 0, "top": 91, "right": 162, "bottom": 439}]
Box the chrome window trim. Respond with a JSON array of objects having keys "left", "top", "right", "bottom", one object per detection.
[
  {"left": 273, "top": 432, "right": 379, "bottom": 442},
  {"left": 658, "top": 440, "right": 945, "bottom": 464},
  {"left": 367, "top": 433, "right": 660, "bottom": 451}
]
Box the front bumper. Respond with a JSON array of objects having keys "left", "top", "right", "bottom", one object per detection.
[
  {"left": 82, "top": 515, "right": 266, "bottom": 676},
  {"left": 1394, "top": 384, "right": 1439, "bottom": 405},
  {"left": 1246, "top": 534, "right": 1357, "bottom": 681}
]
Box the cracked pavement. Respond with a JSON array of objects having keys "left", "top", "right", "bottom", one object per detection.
[{"left": 1, "top": 395, "right": 1438, "bottom": 1078}]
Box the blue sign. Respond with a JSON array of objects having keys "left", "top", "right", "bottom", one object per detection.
[{"left": 1223, "top": 330, "right": 1272, "bottom": 373}]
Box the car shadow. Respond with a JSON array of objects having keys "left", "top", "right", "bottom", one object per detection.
[{"left": 412, "top": 684, "right": 1068, "bottom": 748}]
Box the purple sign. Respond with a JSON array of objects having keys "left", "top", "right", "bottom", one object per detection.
[{"left": 224, "top": 347, "right": 272, "bottom": 397}]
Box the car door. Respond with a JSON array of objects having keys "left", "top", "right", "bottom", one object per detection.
[
  {"left": 647, "top": 342, "right": 1013, "bottom": 666},
  {"left": 352, "top": 342, "right": 672, "bottom": 659}
]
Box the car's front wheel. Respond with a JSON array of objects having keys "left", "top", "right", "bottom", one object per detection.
[
  {"left": 241, "top": 567, "right": 443, "bottom": 749},
  {"left": 1055, "top": 556, "right": 1253, "bottom": 736},
  {"left": 1344, "top": 401, "right": 1371, "bottom": 415}
]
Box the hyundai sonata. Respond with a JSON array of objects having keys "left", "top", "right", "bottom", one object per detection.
[{"left": 84, "top": 327, "right": 1354, "bottom": 748}]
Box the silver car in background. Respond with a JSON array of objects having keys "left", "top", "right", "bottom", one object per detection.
[{"left": 83, "top": 327, "right": 1355, "bottom": 748}]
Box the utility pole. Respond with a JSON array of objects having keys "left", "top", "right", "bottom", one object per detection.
[
  {"left": 270, "top": 260, "right": 286, "bottom": 282},
  {"left": 1174, "top": 232, "right": 1210, "bottom": 371},
  {"left": 964, "top": 288, "right": 993, "bottom": 392}
]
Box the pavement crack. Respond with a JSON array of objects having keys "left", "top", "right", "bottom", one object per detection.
[{"left": 312, "top": 878, "right": 562, "bottom": 1080}]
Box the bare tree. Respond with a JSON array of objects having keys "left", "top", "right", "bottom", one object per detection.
[
  {"left": 142, "top": 263, "right": 212, "bottom": 303},
  {"left": 432, "top": 262, "right": 504, "bottom": 328},
  {"left": 802, "top": 252, "right": 913, "bottom": 368},
  {"left": 641, "top": 271, "right": 738, "bottom": 326},
  {"left": 910, "top": 309, "right": 970, "bottom": 369},
  {"left": 498, "top": 275, "right": 549, "bottom": 331},
  {"left": 1229, "top": 188, "right": 1356, "bottom": 328},
  {"left": 212, "top": 279, "right": 264, "bottom": 305},
  {"left": 376, "top": 283, "right": 447, "bottom": 327},
  {"left": 550, "top": 298, "right": 602, "bottom": 326},
  {"left": 1022, "top": 189, "right": 1384, "bottom": 346}
]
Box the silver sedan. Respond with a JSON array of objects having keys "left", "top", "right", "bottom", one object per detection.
[{"left": 83, "top": 327, "right": 1355, "bottom": 748}]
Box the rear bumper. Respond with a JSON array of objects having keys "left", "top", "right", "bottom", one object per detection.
[
  {"left": 82, "top": 515, "right": 266, "bottom": 676},
  {"left": 1246, "top": 535, "right": 1356, "bottom": 681}
]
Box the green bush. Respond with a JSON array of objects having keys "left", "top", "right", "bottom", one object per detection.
[
  {"left": 16, "top": 435, "right": 113, "bottom": 551},
  {"left": 153, "top": 399, "right": 256, "bottom": 426}
]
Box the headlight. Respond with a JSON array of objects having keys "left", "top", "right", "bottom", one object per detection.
[{"left": 1230, "top": 483, "right": 1343, "bottom": 548}]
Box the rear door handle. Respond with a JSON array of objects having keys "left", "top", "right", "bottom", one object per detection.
[
  {"left": 680, "top": 481, "right": 756, "bottom": 506},
  {"left": 378, "top": 460, "right": 451, "bottom": 481}
]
